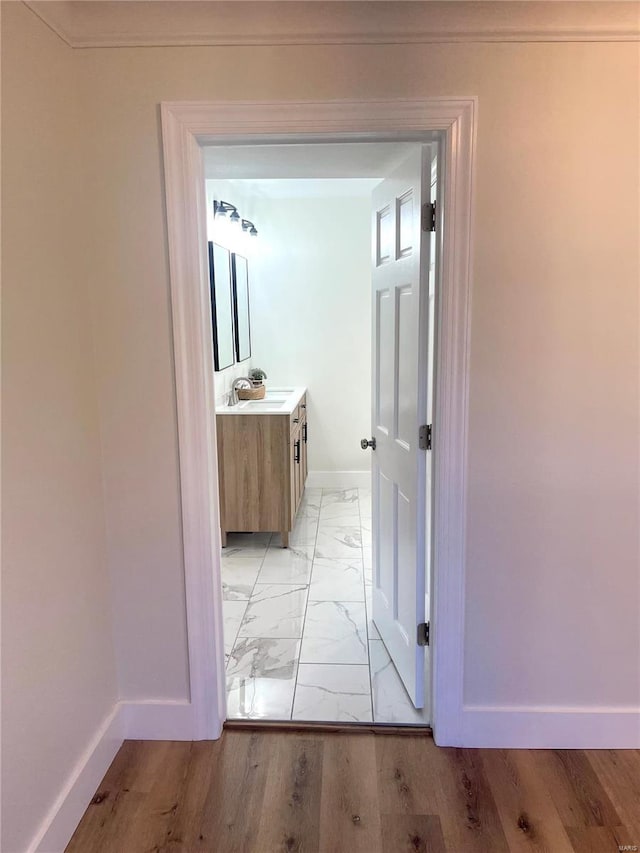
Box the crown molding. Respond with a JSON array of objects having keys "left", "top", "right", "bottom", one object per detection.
[{"left": 24, "top": 1, "right": 640, "bottom": 49}]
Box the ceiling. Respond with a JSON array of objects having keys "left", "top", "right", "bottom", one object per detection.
[
  {"left": 25, "top": 2, "right": 638, "bottom": 48},
  {"left": 203, "top": 142, "right": 420, "bottom": 181}
]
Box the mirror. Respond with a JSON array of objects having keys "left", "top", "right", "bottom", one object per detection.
[
  {"left": 232, "top": 253, "right": 251, "bottom": 363},
  {"left": 208, "top": 242, "right": 235, "bottom": 371}
]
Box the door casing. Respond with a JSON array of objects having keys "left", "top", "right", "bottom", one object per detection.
[{"left": 160, "top": 98, "right": 476, "bottom": 745}]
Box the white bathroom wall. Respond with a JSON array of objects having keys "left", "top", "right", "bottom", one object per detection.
[
  {"left": 205, "top": 180, "right": 254, "bottom": 403},
  {"left": 247, "top": 192, "right": 372, "bottom": 483}
]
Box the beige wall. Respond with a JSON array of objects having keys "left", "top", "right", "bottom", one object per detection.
[
  {"left": 1, "top": 4, "right": 118, "bottom": 851},
  {"left": 77, "top": 38, "right": 639, "bottom": 708}
]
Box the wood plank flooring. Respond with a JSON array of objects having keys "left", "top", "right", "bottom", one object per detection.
[{"left": 66, "top": 730, "right": 640, "bottom": 852}]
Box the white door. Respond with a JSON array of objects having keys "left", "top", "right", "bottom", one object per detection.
[{"left": 367, "top": 147, "right": 432, "bottom": 708}]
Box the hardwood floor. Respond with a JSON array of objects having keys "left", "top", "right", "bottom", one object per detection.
[{"left": 67, "top": 730, "right": 640, "bottom": 852}]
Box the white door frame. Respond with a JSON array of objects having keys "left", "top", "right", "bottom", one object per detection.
[{"left": 160, "top": 98, "right": 476, "bottom": 744}]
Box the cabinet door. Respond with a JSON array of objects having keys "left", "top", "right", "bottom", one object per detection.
[
  {"left": 300, "top": 396, "right": 308, "bottom": 500},
  {"left": 296, "top": 429, "right": 303, "bottom": 511},
  {"left": 290, "top": 427, "right": 302, "bottom": 522},
  {"left": 301, "top": 416, "right": 308, "bottom": 495},
  {"left": 290, "top": 433, "right": 297, "bottom": 524},
  {"left": 298, "top": 430, "right": 304, "bottom": 507}
]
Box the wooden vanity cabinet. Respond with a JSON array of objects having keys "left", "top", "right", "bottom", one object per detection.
[{"left": 217, "top": 393, "right": 307, "bottom": 548}]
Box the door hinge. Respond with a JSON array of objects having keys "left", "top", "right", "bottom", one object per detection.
[
  {"left": 422, "top": 201, "right": 436, "bottom": 233},
  {"left": 419, "top": 424, "right": 432, "bottom": 450},
  {"left": 417, "top": 621, "right": 430, "bottom": 646}
]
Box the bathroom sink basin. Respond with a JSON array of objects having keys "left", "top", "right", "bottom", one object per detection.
[{"left": 237, "top": 399, "right": 288, "bottom": 410}]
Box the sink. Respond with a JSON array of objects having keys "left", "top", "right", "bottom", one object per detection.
[
  {"left": 237, "top": 390, "right": 291, "bottom": 408},
  {"left": 263, "top": 391, "right": 291, "bottom": 401},
  {"left": 237, "top": 399, "right": 288, "bottom": 411}
]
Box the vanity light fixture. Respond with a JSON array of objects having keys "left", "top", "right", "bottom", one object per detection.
[
  {"left": 214, "top": 199, "right": 257, "bottom": 236},
  {"left": 213, "top": 199, "right": 240, "bottom": 225},
  {"left": 242, "top": 219, "right": 258, "bottom": 237}
]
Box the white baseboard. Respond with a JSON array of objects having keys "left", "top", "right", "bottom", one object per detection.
[
  {"left": 30, "top": 705, "right": 123, "bottom": 853},
  {"left": 435, "top": 705, "right": 640, "bottom": 749},
  {"left": 28, "top": 699, "right": 198, "bottom": 853},
  {"left": 119, "top": 699, "right": 195, "bottom": 740},
  {"left": 306, "top": 470, "right": 371, "bottom": 490}
]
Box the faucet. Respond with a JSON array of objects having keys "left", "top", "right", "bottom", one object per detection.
[{"left": 228, "top": 377, "right": 252, "bottom": 406}]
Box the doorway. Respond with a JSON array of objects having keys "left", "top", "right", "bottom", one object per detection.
[
  {"left": 205, "top": 141, "right": 438, "bottom": 724},
  {"left": 160, "top": 98, "right": 474, "bottom": 744}
]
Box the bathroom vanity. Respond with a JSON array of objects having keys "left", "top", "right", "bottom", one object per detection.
[{"left": 216, "top": 387, "right": 308, "bottom": 547}]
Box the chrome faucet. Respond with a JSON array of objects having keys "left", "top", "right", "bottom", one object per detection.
[{"left": 228, "top": 377, "right": 251, "bottom": 406}]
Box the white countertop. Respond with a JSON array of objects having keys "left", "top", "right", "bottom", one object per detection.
[{"left": 216, "top": 386, "right": 306, "bottom": 416}]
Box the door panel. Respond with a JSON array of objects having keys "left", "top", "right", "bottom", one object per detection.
[
  {"left": 370, "top": 147, "right": 431, "bottom": 708},
  {"left": 396, "top": 285, "right": 415, "bottom": 446},
  {"left": 377, "top": 472, "right": 395, "bottom": 608},
  {"left": 376, "top": 289, "right": 394, "bottom": 431}
]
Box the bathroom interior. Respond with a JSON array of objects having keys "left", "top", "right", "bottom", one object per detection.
[{"left": 206, "top": 141, "right": 435, "bottom": 725}]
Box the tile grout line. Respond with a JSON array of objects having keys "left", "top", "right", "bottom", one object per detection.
[
  {"left": 290, "top": 490, "right": 322, "bottom": 720},
  {"left": 225, "top": 520, "right": 315, "bottom": 720},
  {"left": 295, "top": 488, "right": 372, "bottom": 723},
  {"left": 224, "top": 533, "right": 272, "bottom": 677},
  {"left": 352, "top": 487, "right": 374, "bottom": 723},
  {"left": 360, "top": 487, "right": 375, "bottom": 724}
]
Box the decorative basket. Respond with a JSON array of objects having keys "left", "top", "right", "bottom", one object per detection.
[{"left": 237, "top": 384, "right": 266, "bottom": 400}]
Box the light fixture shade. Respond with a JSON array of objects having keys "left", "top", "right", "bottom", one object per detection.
[{"left": 214, "top": 199, "right": 239, "bottom": 221}]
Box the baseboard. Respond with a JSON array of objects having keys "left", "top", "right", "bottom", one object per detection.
[
  {"left": 435, "top": 705, "right": 640, "bottom": 749},
  {"left": 30, "top": 704, "right": 123, "bottom": 853},
  {"left": 306, "top": 470, "right": 371, "bottom": 490},
  {"left": 28, "top": 699, "right": 198, "bottom": 853},
  {"left": 119, "top": 699, "right": 196, "bottom": 740}
]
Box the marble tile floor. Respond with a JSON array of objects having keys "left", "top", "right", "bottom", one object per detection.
[{"left": 222, "top": 487, "right": 429, "bottom": 725}]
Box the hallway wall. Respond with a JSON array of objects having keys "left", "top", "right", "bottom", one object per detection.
[{"left": 1, "top": 5, "right": 118, "bottom": 851}]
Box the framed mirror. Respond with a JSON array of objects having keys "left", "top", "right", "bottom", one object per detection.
[
  {"left": 231, "top": 253, "right": 251, "bottom": 363},
  {"left": 208, "top": 242, "right": 235, "bottom": 371}
]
